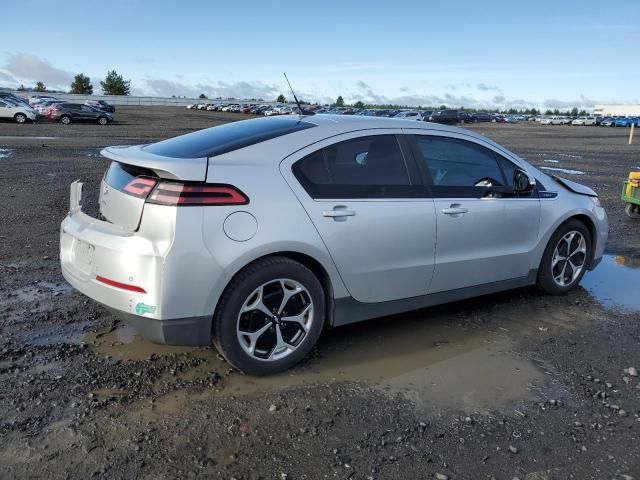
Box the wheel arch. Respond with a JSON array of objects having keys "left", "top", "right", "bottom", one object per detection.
[
  {"left": 568, "top": 213, "right": 598, "bottom": 268},
  {"left": 212, "top": 250, "right": 336, "bottom": 329}
]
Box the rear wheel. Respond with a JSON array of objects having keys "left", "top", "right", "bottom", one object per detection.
[
  {"left": 14, "top": 113, "right": 26, "bottom": 124},
  {"left": 60, "top": 115, "right": 71, "bottom": 125},
  {"left": 537, "top": 220, "right": 591, "bottom": 295},
  {"left": 213, "top": 256, "right": 326, "bottom": 375},
  {"left": 97, "top": 116, "right": 108, "bottom": 125}
]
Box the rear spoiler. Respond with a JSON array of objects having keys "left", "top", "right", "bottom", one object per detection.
[{"left": 101, "top": 145, "right": 207, "bottom": 181}]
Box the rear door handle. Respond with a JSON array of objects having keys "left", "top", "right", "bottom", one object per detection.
[{"left": 323, "top": 207, "right": 356, "bottom": 218}]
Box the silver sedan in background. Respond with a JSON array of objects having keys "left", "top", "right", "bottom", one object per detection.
[{"left": 60, "top": 115, "right": 608, "bottom": 374}]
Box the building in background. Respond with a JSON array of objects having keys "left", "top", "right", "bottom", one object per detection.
[{"left": 593, "top": 105, "right": 640, "bottom": 116}]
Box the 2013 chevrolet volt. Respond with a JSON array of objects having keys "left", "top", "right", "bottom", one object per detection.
[{"left": 60, "top": 115, "right": 608, "bottom": 374}]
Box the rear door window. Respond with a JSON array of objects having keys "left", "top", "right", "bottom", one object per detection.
[{"left": 293, "top": 134, "right": 423, "bottom": 198}]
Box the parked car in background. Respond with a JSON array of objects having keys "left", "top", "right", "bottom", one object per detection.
[
  {"left": 458, "top": 112, "right": 474, "bottom": 123},
  {"left": 471, "top": 113, "right": 494, "bottom": 123},
  {"left": 60, "top": 114, "right": 607, "bottom": 375},
  {"left": 614, "top": 117, "right": 639, "bottom": 127},
  {"left": 571, "top": 117, "right": 596, "bottom": 126},
  {"left": 541, "top": 116, "right": 564, "bottom": 125},
  {"left": 600, "top": 117, "right": 616, "bottom": 127},
  {"left": 0, "top": 92, "right": 30, "bottom": 107},
  {"left": 50, "top": 103, "right": 113, "bottom": 125},
  {"left": 85, "top": 100, "right": 116, "bottom": 113},
  {"left": 34, "top": 100, "right": 64, "bottom": 116},
  {"left": 394, "top": 111, "right": 424, "bottom": 121},
  {"left": 0, "top": 98, "right": 38, "bottom": 123},
  {"left": 428, "top": 110, "right": 459, "bottom": 125}
]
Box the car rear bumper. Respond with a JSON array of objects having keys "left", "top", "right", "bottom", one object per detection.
[{"left": 60, "top": 181, "right": 216, "bottom": 346}]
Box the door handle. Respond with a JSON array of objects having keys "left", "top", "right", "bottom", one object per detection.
[
  {"left": 323, "top": 207, "right": 356, "bottom": 218},
  {"left": 442, "top": 204, "right": 468, "bottom": 215}
]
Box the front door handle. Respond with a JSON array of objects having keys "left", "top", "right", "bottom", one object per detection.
[
  {"left": 442, "top": 204, "right": 468, "bottom": 215},
  {"left": 323, "top": 207, "right": 356, "bottom": 218}
]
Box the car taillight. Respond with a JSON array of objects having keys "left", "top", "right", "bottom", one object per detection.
[
  {"left": 123, "top": 177, "right": 157, "bottom": 198},
  {"left": 147, "top": 182, "right": 249, "bottom": 206}
]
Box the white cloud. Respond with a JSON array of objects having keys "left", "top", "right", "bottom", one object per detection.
[{"left": 2, "top": 53, "right": 73, "bottom": 89}]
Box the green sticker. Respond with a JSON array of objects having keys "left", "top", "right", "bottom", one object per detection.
[{"left": 135, "top": 302, "right": 156, "bottom": 316}]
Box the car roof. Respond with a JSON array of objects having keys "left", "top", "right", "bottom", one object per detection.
[{"left": 213, "top": 114, "right": 522, "bottom": 166}]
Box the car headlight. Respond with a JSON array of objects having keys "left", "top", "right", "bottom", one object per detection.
[{"left": 590, "top": 196, "right": 601, "bottom": 207}]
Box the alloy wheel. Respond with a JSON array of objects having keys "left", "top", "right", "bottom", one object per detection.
[
  {"left": 15, "top": 114, "right": 26, "bottom": 123},
  {"left": 236, "top": 278, "right": 314, "bottom": 361},
  {"left": 551, "top": 230, "right": 587, "bottom": 286}
]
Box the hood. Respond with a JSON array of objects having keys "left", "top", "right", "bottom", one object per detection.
[
  {"left": 550, "top": 175, "right": 598, "bottom": 197},
  {"left": 100, "top": 145, "right": 207, "bottom": 181}
]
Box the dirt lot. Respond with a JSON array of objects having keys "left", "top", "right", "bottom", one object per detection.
[{"left": 1, "top": 107, "right": 640, "bottom": 480}]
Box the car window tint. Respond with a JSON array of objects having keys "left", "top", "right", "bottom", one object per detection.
[
  {"left": 415, "top": 136, "right": 506, "bottom": 187},
  {"left": 0, "top": 101, "right": 6, "bottom": 107},
  {"left": 498, "top": 156, "right": 516, "bottom": 188},
  {"left": 293, "top": 135, "right": 423, "bottom": 199}
]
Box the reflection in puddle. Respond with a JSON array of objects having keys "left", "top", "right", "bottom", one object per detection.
[
  {"left": 582, "top": 254, "right": 640, "bottom": 313},
  {"left": 541, "top": 167, "right": 585, "bottom": 175},
  {"left": 88, "top": 311, "right": 546, "bottom": 413},
  {"left": 543, "top": 159, "right": 560, "bottom": 163},
  {"left": 0, "top": 148, "right": 13, "bottom": 159}
]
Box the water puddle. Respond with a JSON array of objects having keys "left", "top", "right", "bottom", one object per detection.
[
  {"left": 89, "top": 310, "right": 546, "bottom": 414},
  {"left": 12, "top": 281, "right": 72, "bottom": 303},
  {"left": 556, "top": 153, "right": 583, "bottom": 159},
  {"left": 582, "top": 254, "right": 640, "bottom": 313},
  {"left": 0, "top": 148, "right": 13, "bottom": 159},
  {"left": 0, "top": 136, "right": 60, "bottom": 140},
  {"left": 543, "top": 159, "right": 560, "bottom": 163},
  {"left": 541, "top": 167, "right": 585, "bottom": 175}
]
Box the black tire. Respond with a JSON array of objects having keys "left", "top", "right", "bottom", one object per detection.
[
  {"left": 213, "top": 256, "right": 326, "bottom": 375},
  {"left": 60, "top": 115, "right": 71, "bottom": 125},
  {"left": 625, "top": 203, "right": 640, "bottom": 218},
  {"left": 97, "top": 116, "right": 108, "bottom": 125},
  {"left": 537, "top": 219, "right": 592, "bottom": 295}
]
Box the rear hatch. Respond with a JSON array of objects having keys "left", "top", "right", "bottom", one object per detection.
[{"left": 99, "top": 145, "right": 208, "bottom": 231}]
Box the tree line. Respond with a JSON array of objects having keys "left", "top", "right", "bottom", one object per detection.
[{"left": 18, "top": 70, "right": 131, "bottom": 96}]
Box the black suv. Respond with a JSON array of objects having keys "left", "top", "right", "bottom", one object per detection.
[
  {"left": 427, "top": 110, "right": 459, "bottom": 125},
  {"left": 50, "top": 103, "right": 113, "bottom": 125}
]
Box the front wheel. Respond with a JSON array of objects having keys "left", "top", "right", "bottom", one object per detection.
[
  {"left": 97, "top": 116, "right": 108, "bottom": 125},
  {"left": 60, "top": 115, "right": 71, "bottom": 125},
  {"left": 14, "top": 113, "right": 27, "bottom": 123},
  {"left": 213, "top": 256, "right": 326, "bottom": 375},
  {"left": 537, "top": 220, "right": 592, "bottom": 295}
]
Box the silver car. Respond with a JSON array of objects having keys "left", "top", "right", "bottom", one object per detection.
[{"left": 60, "top": 115, "right": 608, "bottom": 374}]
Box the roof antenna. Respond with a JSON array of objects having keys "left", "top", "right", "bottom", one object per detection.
[{"left": 283, "top": 72, "right": 313, "bottom": 117}]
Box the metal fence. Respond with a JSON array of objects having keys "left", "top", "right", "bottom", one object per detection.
[{"left": 8, "top": 91, "right": 273, "bottom": 107}]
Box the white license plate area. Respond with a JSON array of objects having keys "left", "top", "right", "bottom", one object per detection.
[{"left": 72, "top": 240, "right": 95, "bottom": 273}]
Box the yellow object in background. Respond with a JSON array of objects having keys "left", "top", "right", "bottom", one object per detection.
[{"left": 625, "top": 171, "right": 640, "bottom": 197}]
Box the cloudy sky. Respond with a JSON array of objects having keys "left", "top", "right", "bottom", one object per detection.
[{"left": 1, "top": 0, "right": 639, "bottom": 109}]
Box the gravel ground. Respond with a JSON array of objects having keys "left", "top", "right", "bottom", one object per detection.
[{"left": 1, "top": 108, "right": 640, "bottom": 479}]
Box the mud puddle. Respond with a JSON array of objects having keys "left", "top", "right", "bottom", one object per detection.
[
  {"left": 582, "top": 254, "right": 640, "bottom": 313},
  {"left": 88, "top": 310, "right": 547, "bottom": 414}
]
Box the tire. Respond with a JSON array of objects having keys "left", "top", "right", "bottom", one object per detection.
[
  {"left": 97, "top": 116, "right": 108, "bottom": 125},
  {"left": 60, "top": 115, "right": 71, "bottom": 125},
  {"left": 537, "top": 219, "right": 592, "bottom": 295},
  {"left": 212, "top": 256, "right": 326, "bottom": 375},
  {"left": 14, "top": 113, "right": 27, "bottom": 124},
  {"left": 625, "top": 203, "right": 640, "bottom": 218}
]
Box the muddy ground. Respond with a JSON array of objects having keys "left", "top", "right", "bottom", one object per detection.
[{"left": 1, "top": 108, "right": 640, "bottom": 480}]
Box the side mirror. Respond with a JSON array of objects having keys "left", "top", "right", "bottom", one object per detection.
[{"left": 514, "top": 170, "right": 535, "bottom": 192}]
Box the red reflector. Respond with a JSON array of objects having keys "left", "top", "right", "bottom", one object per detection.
[
  {"left": 95, "top": 275, "right": 147, "bottom": 293},
  {"left": 147, "top": 182, "right": 249, "bottom": 206},
  {"left": 123, "top": 177, "right": 157, "bottom": 198}
]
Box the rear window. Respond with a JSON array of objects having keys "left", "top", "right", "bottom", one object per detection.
[{"left": 143, "top": 116, "right": 316, "bottom": 159}]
